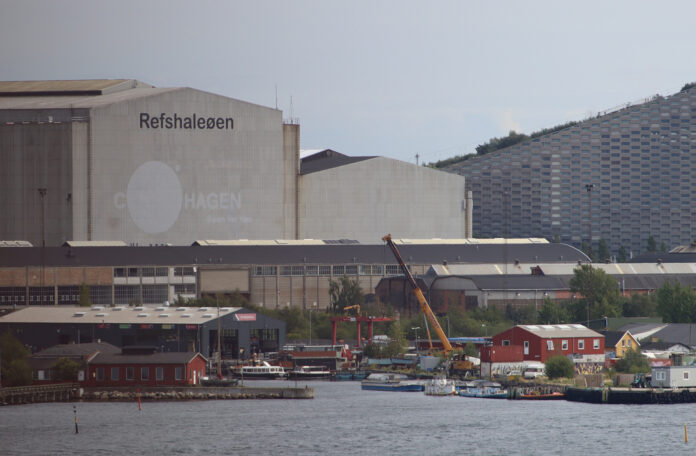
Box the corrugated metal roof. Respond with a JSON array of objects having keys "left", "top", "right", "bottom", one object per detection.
[
  {"left": 300, "top": 149, "right": 377, "bottom": 175},
  {"left": 0, "top": 79, "right": 139, "bottom": 95},
  {"left": 0, "top": 305, "right": 242, "bottom": 325},
  {"left": 0, "top": 240, "right": 33, "bottom": 247},
  {"left": 429, "top": 262, "right": 696, "bottom": 277},
  {"left": 192, "top": 239, "right": 326, "bottom": 246},
  {"left": 0, "top": 242, "right": 589, "bottom": 268},
  {"left": 518, "top": 324, "right": 602, "bottom": 339},
  {"left": 63, "top": 241, "right": 128, "bottom": 247},
  {"left": 92, "top": 351, "right": 202, "bottom": 365}
]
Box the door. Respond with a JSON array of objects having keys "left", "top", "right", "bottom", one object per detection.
[{"left": 524, "top": 340, "right": 529, "bottom": 355}]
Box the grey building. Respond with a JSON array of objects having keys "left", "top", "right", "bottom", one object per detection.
[
  {"left": 0, "top": 304, "right": 285, "bottom": 359},
  {"left": 0, "top": 79, "right": 468, "bottom": 247},
  {"left": 447, "top": 85, "right": 696, "bottom": 256}
]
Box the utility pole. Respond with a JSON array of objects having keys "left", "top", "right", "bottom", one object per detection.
[{"left": 585, "top": 184, "right": 594, "bottom": 259}]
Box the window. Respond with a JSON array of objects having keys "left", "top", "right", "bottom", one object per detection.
[
  {"left": 175, "top": 367, "right": 183, "bottom": 381},
  {"left": 111, "top": 367, "right": 119, "bottom": 381},
  {"left": 621, "top": 339, "right": 626, "bottom": 347},
  {"left": 685, "top": 372, "right": 690, "bottom": 380},
  {"left": 546, "top": 340, "right": 554, "bottom": 350},
  {"left": 562, "top": 340, "right": 568, "bottom": 350},
  {"left": 502, "top": 340, "right": 510, "bottom": 346},
  {"left": 126, "top": 367, "right": 134, "bottom": 380},
  {"left": 593, "top": 339, "right": 600, "bottom": 350},
  {"left": 156, "top": 367, "right": 164, "bottom": 381},
  {"left": 96, "top": 367, "right": 104, "bottom": 381},
  {"left": 578, "top": 339, "right": 585, "bottom": 350},
  {"left": 141, "top": 367, "right": 149, "bottom": 380},
  {"left": 627, "top": 339, "right": 632, "bottom": 348}
]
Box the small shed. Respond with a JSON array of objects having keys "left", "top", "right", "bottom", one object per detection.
[{"left": 651, "top": 365, "right": 696, "bottom": 388}]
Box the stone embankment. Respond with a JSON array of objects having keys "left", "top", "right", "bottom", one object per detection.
[
  {"left": 1, "top": 384, "right": 313, "bottom": 405},
  {"left": 83, "top": 386, "right": 314, "bottom": 401}
]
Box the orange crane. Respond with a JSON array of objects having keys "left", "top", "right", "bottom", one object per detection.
[{"left": 382, "top": 234, "right": 453, "bottom": 354}]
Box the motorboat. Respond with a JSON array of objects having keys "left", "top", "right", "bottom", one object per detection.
[
  {"left": 458, "top": 380, "right": 508, "bottom": 399},
  {"left": 361, "top": 373, "right": 424, "bottom": 392},
  {"left": 287, "top": 365, "right": 332, "bottom": 379},
  {"left": 424, "top": 376, "right": 457, "bottom": 396},
  {"left": 232, "top": 361, "right": 287, "bottom": 379}
]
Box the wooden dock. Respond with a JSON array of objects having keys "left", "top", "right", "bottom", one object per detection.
[{"left": 0, "top": 383, "right": 81, "bottom": 405}]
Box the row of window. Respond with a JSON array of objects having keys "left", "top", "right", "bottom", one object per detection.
[
  {"left": 254, "top": 264, "right": 401, "bottom": 277},
  {"left": 502, "top": 338, "right": 601, "bottom": 350},
  {"left": 114, "top": 267, "right": 195, "bottom": 278},
  {"left": 95, "top": 366, "right": 183, "bottom": 382}
]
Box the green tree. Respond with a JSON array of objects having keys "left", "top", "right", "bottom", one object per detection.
[
  {"left": 505, "top": 303, "right": 537, "bottom": 325},
  {"left": 53, "top": 357, "right": 80, "bottom": 382},
  {"left": 581, "top": 241, "right": 595, "bottom": 262},
  {"left": 552, "top": 234, "right": 560, "bottom": 243},
  {"left": 382, "top": 320, "right": 407, "bottom": 357},
  {"left": 660, "top": 242, "right": 667, "bottom": 252},
  {"left": 537, "top": 297, "right": 569, "bottom": 324},
  {"left": 597, "top": 239, "right": 610, "bottom": 263},
  {"left": 569, "top": 265, "right": 621, "bottom": 322},
  {"left": 329, "top": 276, "right": 364, "bottom": 313},
  {"left": 0, "top": 332, "right": 33, "bottom": 386},
  {"left": 646, "top": 235, "right": 657, "bottom": 253},
  {"left": 614, "top": 349, "right": 650, "bottom": 374},
  {"left": 656, "top": 281, "right": 696, "bottom": 323},
  {"left": 78, "top": 283, "right": 92, "bottom": 307},
  {"left": 622, "top": 293, "right": 657, "bottom": 317},
  {"left": 362, "top": 343, "right": 381, "bottom": 358},
  {"left": 617, "top": 246, "right": 628, "bottom": 263},
  {"left": 544, "top": 355, "right": 574, "bottom": 379}
]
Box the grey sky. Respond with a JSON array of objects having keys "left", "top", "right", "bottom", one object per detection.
[{"left": 2, "top": 1, "right": 695, "bottom": 164}]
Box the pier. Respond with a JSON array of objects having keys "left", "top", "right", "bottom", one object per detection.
[{"left": 0, "top": 384, "right": 81, "bottom": 405}]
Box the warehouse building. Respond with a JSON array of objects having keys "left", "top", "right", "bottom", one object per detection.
[
  {"left": 0, "top": 79, "right": 468, "bottom": 247},
  {"left": 446, "top": 85, "right": 696, "bottom": 256},
  {"left": 0, "top": 238, "right": 586, "bottom": 310},
  {"left": 0, "top": 304, "right": 285, "bottom": 360}
]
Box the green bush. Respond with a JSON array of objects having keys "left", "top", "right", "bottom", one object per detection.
[
  {"left": 614, "top": 349, "right": 650, "bottom": 374},
  {"left": 544, "top": 355, "right": 574, "bottom": 379}
]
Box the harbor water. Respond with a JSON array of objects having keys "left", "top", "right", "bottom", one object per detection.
[{"left": 2, "top": 380, "right": 695, "bottom": 455}]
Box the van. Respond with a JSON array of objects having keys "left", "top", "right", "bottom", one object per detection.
[{"left": 523, "top": 365, "right": 545, "bottom": 379}]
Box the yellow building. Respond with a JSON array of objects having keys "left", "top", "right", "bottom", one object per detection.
[{"left": 603, "top": 330, "right": 640, "bottom": 358}]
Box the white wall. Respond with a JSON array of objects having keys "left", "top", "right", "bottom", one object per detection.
[{"left": 298, "top": 157, "right": 467, "bottom": 242}]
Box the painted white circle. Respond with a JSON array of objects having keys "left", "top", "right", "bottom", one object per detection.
[{"left": 126, "top": 161, "right": 182, "bottom": 234}]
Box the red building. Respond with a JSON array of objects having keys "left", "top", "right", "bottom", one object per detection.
[
  {"left": 86, "top": 347, "right": 207, "bottom": 387},
  {"left": 490, "top": 324, "right": 605, "bottom": 364}
]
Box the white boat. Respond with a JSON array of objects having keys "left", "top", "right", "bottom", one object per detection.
[
  {"left": 287, "top": 365, "right": 332, "bottom": 379},
  {"left": 232, "top": 361, "right": 287, "bottom": 379},
  {"left": 361, "top": 373, "right": 424, "bottom": 392},
  {"left": 424, "top": 376, "right": 456, "bottom": 396}
]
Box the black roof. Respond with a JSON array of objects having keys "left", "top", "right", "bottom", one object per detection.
[
  {"left": 32, "top": 342, "right": 120, "bottom": 358},
  {"left": 0, "top": 243, "right": 589, "bottom": 268},
  {"left": 300, "top": 149, "right": 377, "bottom": 175},
  {"left": 599, "top": 331, "right": 627, "bottom": 347},
  {"left": 92, "top": 351, "right": 203, "bottom": 365}
]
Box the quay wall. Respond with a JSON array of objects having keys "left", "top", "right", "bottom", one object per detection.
[
  {"left": 566, "top": 387, "right": 696, "bottom": 404},
  {"left": 1, "top": 384, "right": 313, "bottom": 405}
]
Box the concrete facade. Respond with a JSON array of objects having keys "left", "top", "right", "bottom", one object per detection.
[
  {"left": 299, "top": 157, "right": 468, "bottom": 241},
  {"left": 1, "top": 79, "right": 466, "bottom": 247},
  {"left": 447, "top": 86, "right": 696, "bottom": 256}
]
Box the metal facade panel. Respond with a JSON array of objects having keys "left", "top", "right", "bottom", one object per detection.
[{"left": 199, "top": 269, "right": 249, "bottom": 293}]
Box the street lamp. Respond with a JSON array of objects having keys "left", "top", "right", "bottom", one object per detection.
[
  {"left": 37, "top": 188, "right": 47, "bottom": 304},
  {"left": 585, "top": 183, "right": 594, "bottom": 258},
  {"left": 411, "top": 327, "right": 420, "bottom": 357}
]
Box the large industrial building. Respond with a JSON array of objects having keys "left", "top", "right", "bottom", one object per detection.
[
  {"left": 447, "top": 85, "right": 696, "bottom": 257},
  {"left": 0, "top": 238, "right": 578, "bottom": 310},
  {"left": 0, "top": 79, "right": 469, "bottom": 247}
]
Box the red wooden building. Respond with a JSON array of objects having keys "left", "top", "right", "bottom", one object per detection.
[
  {"left": 85, "top": 347, "right": 207, "bottom": 387},
  {"left": 490, "top": 324, "right": 605, "bottom": 364}
]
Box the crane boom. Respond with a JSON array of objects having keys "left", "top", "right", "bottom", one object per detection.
[{"left": 382, "top": 234, "right": 453, "bottom": 353}]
